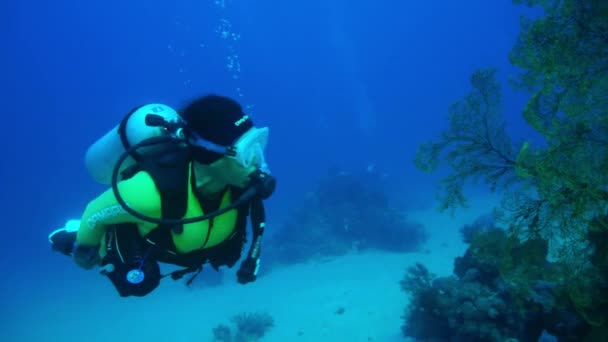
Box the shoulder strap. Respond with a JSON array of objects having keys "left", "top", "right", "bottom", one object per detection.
[{"left": 137, "top": 143, "right": 192, "bottom": 234}]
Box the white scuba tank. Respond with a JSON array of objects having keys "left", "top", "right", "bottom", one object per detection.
[{"left": 85, "top": 103, "right": 183, "bottom": 185}]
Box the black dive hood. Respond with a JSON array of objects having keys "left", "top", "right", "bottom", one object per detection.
[{"left": 110, "top": 114, "right": 276, "bottom": 226}]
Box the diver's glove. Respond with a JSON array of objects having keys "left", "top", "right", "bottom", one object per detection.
[
  {"left": 237, "top": 257, "right": 260, "bottom": 284},
  {"left": 72, "top": 242, "right": 101, "bottom": 270}
]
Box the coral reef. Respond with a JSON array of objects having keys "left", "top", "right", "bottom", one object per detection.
[
  {"left": 212, "top": 324, "right": 232, "bottom": 342},
  {"left": 211, "top": 312, "right": 274, "bottom": 342},
  {"left": 266, "top": 168, "right": 428, "bottom": 265},
  {"left": 415, "top": 68, "right": 519, "bottom": 212},
  {"left": 459, "top": 212, "right": 498, "bottom": 244},
  {"left": 401, "top": 262, "right": 545, "bottom": 340},
  {"left": 232, "top": 312, "right": 274, "bottom": 342},
  {"left": 410, "top": 0, "right": 608, "bottom": 338},
  {"left": 400, "top": 214, "right": 608, "bottom": 341}
]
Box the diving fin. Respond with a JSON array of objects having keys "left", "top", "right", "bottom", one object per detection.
[{"left": 48, "top": 219, "right": 80, "bottom": 256}]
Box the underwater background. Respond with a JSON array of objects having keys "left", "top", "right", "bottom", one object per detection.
[{"left": 3, "top": 0, "right": 607, "bottom": 341}]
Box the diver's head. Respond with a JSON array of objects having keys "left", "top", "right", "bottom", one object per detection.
[{"left": 180, "top": 94, "right": 271, "bottom": 189}]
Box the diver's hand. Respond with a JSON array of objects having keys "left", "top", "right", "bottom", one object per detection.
[
  {"left": 72, "top": 243, "right": 101, "bottom": 270},
  {"left": 237, "top": 257, "right": 260, "bottom": 284}
]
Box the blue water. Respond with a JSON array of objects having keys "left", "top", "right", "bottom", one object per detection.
[{"left": 2, "top": 0, "right": 541, "bottom": 340}]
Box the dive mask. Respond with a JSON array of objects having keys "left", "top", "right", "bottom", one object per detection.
[
  {"left": 189, "top": 127, "right": 270, "bottom": 173},
  {"left": 231, "top": 127, "right": 270, "bottom": 171}
]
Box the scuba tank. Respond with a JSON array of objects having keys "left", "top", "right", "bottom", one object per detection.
[
  {"left": 85, "top": 103, "right": 276, "bottom": 226},
  {"left": 85, "top": 104, "right": 183, "bottom": 185}
]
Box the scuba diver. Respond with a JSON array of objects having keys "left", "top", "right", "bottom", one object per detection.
[{"left": 48, "top": 94, "right": 276, "bottom": 297}]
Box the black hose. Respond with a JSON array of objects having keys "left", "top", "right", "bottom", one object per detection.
[{"left": 111, "top": 136, "right": 257, "bottom": 225}]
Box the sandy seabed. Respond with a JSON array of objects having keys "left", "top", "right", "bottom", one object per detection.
[{"left": 2, "top": 196, "right": 498, "bottom": 342}]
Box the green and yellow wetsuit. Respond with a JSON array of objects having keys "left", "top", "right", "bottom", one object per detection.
[{"left": 76, "top": 167, "right": 241, "bottom": 256}]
